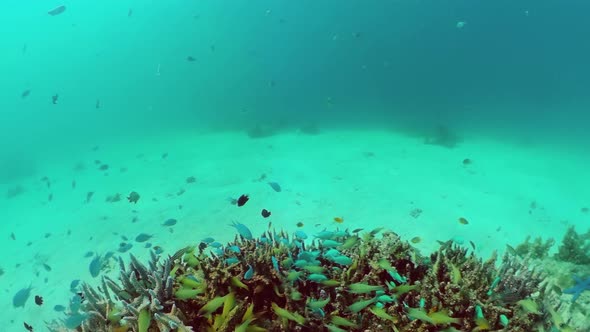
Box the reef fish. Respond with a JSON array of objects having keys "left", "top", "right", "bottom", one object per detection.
[
  {"left": 162, "top": 218, "right": 177, "bottom": 226},
  {"left": 48, "top": 5, "right": 66, "bottom": 16},
  {"left": 230, "top": 221, "right": 253, "bottom": 240},
  {"left": 268, "top": 182, "right": 282, "bottom": 192},
  {"left": 236, "top": 194, "right": 249, "bottom": 206},
  {"left": 244, "top": 264, "right": 254, "bottom": 280},
  {"left": 12, "top": 285, "right": 33, "bottom": 308},
  {"left": 89, "top": 255, "right": 103, "bottom": 277},
  {"left": 127, "top": 191, "right": 140, "bottom": 203},
  {"left": 135, "top": 233, "right": 153, "bottom": 242}
]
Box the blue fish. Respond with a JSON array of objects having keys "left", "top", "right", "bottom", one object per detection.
[
  {"left": 69, "top": 280, "right": 80, "bottom": 292},
  {"left": 230, "top": 221, "right": 253, "bottom": 240},
  {"left": 298, "top": 250, "right": 320, "bottom": 261},
  {"left": 271, "top": 256, "right": 280, "bottom": 272},
  {"left": 388, "top": 270, "right": 407, "bottom": 283},
  {"left": 64, "top": 313, "right": 88, "bottom": 329},
  {"left": 268, "top": 181, "right": 282, "bottom": 192},
  {"left": 12, "top": 284, "right": 33, "bottom": 308},
  {"left": 377, "top": 294, "right": 395, "bottom": 303},
  {"left": 332, "top": 255, "right": 353, "bottom": 266},
  {"left": 118, "top": 243, "right": 133, "bottom": 253},
  {"left": 54, "top": 305, "right": 66, "bottom": 312},
  {"left": 227, "top": 245, "right": 241, "bottom": 254},
  {"left": 307, "top": 273, "right": 328, "bottom": 282},
  {"left": 210, "top": 241, "right": 223, "bottom": 248},
  {"left": 315, "top": 230, "right": 335, "bottom": 240},
  {"left": 324, "top": 249, "right": 341, "bottom": 258},
  {"left": 89, "top": 255, "right": 103, "bottom": 278},
  {"left": 244, "top": 264, "right": 254, "bottom": 280},
  {"left": 294, "top": 230, "right": 308, "bottom": 240},
  {"left": 225, "top": 257, "right": 240, "bottom": 265},
  {"left": 321, "top": 240, "right": 341, "bottom": 248},
  {"left": 202, "top": 237, "right": 215, "bottom": 244}
]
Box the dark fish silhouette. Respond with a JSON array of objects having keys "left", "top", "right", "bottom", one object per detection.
[
  {"left": 51, "top": 94, "right": 59, "bottom": 104},
  {"left": 162, "top": 218, "right": 177, "bottom": 226},
  {"left": 261, "top": 209, "right": 271, "bottom": 218},
  {"left": 237, "top": 194, "right": 249, "bottom": 207},
  {"left": 187, "top": 56, "right": 196, "bottom": 62},
  {"left": 24, "top": 322, "right": 33, "bottom": 332},
  {"left": 268, "top": 182, "right": 281, "bottom": 192},
  {"left": 135, "top": 233, "right": 153, "bottom": 242},
  {"left": 48, "top": 5, "right": 66, "bottom": 16},
  {"left": 127, "top": 191, "right": 140, "bottom": 203},
  {"left": 34, "top": 295, "right": 43, "bottom": 306},
  {"left": 128, "top": 9, "right": 133, "bottom": 17},
  {"left": 21, "top": 90, "right": 31, "bottom": 98},
  {"left": 12, "top": 285, "right": 32, "bottom": 308}
]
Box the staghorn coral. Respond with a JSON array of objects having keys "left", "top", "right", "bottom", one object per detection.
[
  {"left": 555, "top": 226, "right": 590, "bottom": 265},
  {"left": 48, "top": 251, "right": 192, "bottom": 331},
  {"left": 514, "top": 235, "right": 555, "bottom": 259},
  {"left": 54, "top": 225, "right": 558, "bottom": 332}
]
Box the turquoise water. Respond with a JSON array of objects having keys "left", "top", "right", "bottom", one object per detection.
[{"left": 1, "top": 1, "right": 589, "bottom": 331}]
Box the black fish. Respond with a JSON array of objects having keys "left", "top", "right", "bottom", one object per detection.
[
  {"left": 48, "top": 5, "right": 66, "bottom": 16},
  {"left": 34, "top": 295, "right": 43, "bottom": 306},
  {"left": 95, "top": 99, "right": 100, "bottom": 109},
  {"left": 187, "top": 56, "right": 196, "bottom": 62},
  {"left": 24, "top": 322, "right": 33, "bottom": 332},
  {"left": 21, "top": 90, "right": 31, "bottom": 98},
  {"left": 51, "top": 94, "right": 59, "bottom": 104},
  {"left": 261, "top": 209, "right": 271, "bottom": 218},
  {"left": 127, "top": 191, "right": 140, "bottom": 203},
  {"left": 237, "top": 194, "right": 249, "bottom": 207}
]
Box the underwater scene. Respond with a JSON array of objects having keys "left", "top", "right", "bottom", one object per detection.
[{"left": 1, "top": 1, "right": 590, "bottom": 331}]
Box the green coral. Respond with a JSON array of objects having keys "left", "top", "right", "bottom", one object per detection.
[
  {"left": 515, "top": 235, "right": 555, "bottom": 259},
  {"left": 555, "top": 226, "right": 590, "bottom": 264},
  {"left": 54, "top": 226, "right": 555, "bottom": 332}
]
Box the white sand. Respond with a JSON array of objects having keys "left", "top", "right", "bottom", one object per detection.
[{"left": 1, "top": 128, "right": 589, "bottom": 329}]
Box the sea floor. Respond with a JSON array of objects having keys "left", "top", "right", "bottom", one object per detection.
[{"left": 1, "top": 128, "right": 589, "bottom": 329}]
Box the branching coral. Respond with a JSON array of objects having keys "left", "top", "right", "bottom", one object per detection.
[
  {"left": 555, "top": 226, "right": 590, "bottom": 265},
  {"left": 53, "top": 226, "right": 556, "bottom": 332},
  {"left": 514, "top": 235, "right": 555, "bottom": 259},
  {"left": 48, "top": 251, "right": 192, "bottom": 331}
]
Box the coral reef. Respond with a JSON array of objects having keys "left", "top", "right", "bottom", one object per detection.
[
  {"left": 514, "top": 235, "right": 555, "bottom": 259},
  {"left": 47, "top": 251, "right": 192, "bottom": 331},
  {"left": 555, "top": 226, "right": 590, "bottom": 265},
  {"left": 52, "top": 226, "right": 559, "bottom": 331}
]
